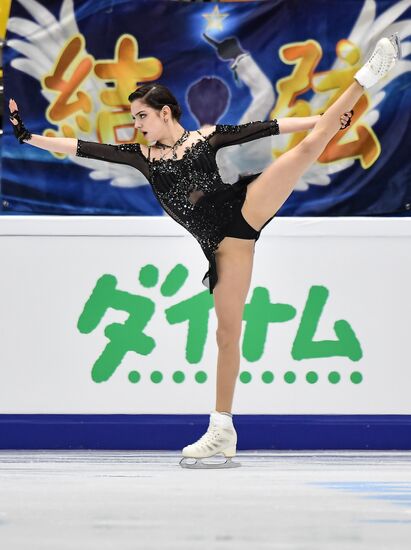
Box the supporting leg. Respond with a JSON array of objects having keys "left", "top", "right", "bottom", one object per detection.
[{"left": 212, "top": 237, "right": 255, "bottom": 413}]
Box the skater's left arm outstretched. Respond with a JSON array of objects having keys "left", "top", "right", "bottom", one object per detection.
[
  {"left": 278, "top": 112, "right": 352, "bottom": 134},
  {"left": 207, "top": 111, "right": 353, "bottom": 151}
]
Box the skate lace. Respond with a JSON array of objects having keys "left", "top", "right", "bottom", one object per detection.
[{"left": 195, "top": 424, "right": 230, "bottom": 448}]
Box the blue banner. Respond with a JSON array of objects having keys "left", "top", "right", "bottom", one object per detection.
[{"left": 1, "top": 0, "right": 410, "bottom": 215}]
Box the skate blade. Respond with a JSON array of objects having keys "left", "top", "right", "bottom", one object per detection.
[
  {"left": 179, "top": 456, "right": 241, "bottom": 469},
  {"left": 389, "top": 32, "right": 402, "bottom": 60}
]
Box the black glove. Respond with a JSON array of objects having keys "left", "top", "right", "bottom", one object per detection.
[
  {"left": 203, "top": 33, "right": 247, "bottom": 61},
  {"left": 339, "top": 109, "right": 354, "bottom": 130},
  {"left": 9, "top": 108, "right": 32, "bottom": 144},
  {"left": 319, "top": 109, "right": 354, "bottom": 130}
]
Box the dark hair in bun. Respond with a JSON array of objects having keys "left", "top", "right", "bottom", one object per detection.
[{"left": 128, "top": 84, "right": 182, "bottom": 122}]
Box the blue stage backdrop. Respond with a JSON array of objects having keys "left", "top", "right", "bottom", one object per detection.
[{"left": 1, "top": 0, "right": 410, "bottom": 216}]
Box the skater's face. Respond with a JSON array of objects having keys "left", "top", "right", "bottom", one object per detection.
[{"left": 130, "top": 99, "right": 172, "bottom": 144}]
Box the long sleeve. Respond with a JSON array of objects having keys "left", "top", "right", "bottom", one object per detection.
[
  {"left": 76, "top": 139, "right": 150, "bottom": 179},
  {"left": 207, "top": 120, "right": 279, "bottom": 151}
]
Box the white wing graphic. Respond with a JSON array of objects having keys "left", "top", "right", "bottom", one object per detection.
[
  {"left": 305, "top": 0, "right": 411, "bottom": 190},
  {"left": 342, "top": 0, "right": 411, "bottom": 130},
  {"left": 209, "top": 36, "right": 355, "bottom": 190},
  {"left": 7, "top": 0, "right": 148, "bottom": 188},
  {"left": 218, "top": 0, "right": 410, "bottom": 191}
]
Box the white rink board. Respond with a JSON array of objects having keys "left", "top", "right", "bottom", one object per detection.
[{"left": 0, "top": 216, "right": 410, "bottom": 415}]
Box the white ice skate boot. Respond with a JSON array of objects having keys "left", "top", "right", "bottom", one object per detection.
[
  {"left": 354, "top": 33, "right": 402, "bottom": 89},
  {"left": 179, "top": 411, "right": 241, "bottom": 469}
]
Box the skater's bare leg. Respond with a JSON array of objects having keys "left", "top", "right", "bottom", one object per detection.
[
  {"left": 241, "top": 80, "right": 365, "bottom": 231},
  {"left": 212, "top": 237, "right": 255, "bottom": 413},
  {"left": 242, "top": 33, "right": 402, "bottom": 231},
  {"left": 307, "top": 80, "right": 364, "bottom": 139}
]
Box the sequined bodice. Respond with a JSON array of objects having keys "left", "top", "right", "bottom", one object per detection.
[
  {"left": 76, "top": 119, "right": 280, "bottom": 291},
  {"left": 147, "top": 137, "right": 234, "bottom": 243}
]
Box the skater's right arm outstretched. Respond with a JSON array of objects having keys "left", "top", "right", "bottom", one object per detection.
[
  {"left": 9, "top": 99, "right": 77, "bottom": 155},
  {"left": 8, "top": 99, "right": 149, "bottom": 174}
]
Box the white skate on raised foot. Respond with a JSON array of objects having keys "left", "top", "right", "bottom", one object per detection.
[
  {"left": 354, "top": 32, "right": 402, "bottom": 89},
  {"left": 179, "top": 411, "right": 241, "bottom": 469}
]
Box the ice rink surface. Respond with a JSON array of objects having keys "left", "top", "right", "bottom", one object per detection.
[{"left": 1, "top": 450, "right": 411, "bottom": 549}]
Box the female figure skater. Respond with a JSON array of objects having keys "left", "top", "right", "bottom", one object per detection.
[{"left": 9, "top": 34, "right": 401, "bottom": 469}]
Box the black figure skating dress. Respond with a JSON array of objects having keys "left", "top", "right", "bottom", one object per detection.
[{"left": 76, "top": 119, "right": 280, "bottom": 293}]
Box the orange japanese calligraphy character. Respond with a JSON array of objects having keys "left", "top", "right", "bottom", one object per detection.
[
  {"left": 94, "top": 34, "right": 162, "bottom": 106},
  {"left": 270, "top": 39, "right": 380, "bottom": 169},
  {"left": 43, "top": 34, "right": 93, "bottom": 121}
]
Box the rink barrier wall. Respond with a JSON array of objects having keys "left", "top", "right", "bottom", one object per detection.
[
  {"left": 2, "top": 216, "right": 411, "bottom": 449},
  {"left": 1, "top": 415, "right": 411, "bottom": 450}
]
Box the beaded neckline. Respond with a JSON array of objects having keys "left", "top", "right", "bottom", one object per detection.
[
  {"left": 140, "top": 128, "right": 218, "bottom": 165},
  {"left": 153, "top": 129, "right": 191, "bottom": 160}
]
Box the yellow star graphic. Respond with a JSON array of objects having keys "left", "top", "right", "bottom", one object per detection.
[{"left": 202, "top": 6, "right": 229, "bottom": 32}]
